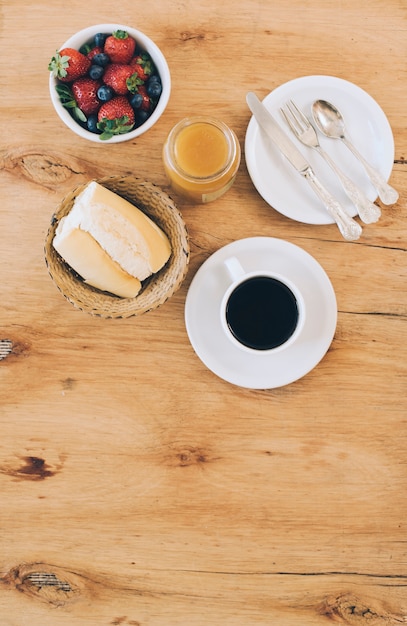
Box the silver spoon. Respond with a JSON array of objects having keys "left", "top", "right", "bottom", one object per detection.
[{"left": 312, "top": 100, "right": 399, "bottom": 206}]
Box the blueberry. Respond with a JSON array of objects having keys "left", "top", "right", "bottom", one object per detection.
[
  {"left": 97, "top": 85, "right": 114, "bottom": 102},
  {"left": 89, "top": 64, "right": 104, "bottom": 80},
  {"left": 94, "top": 33, "right": 107, "bottom": 48},
  {"left": 146, "top": 80, "right": 162, "bottom": 98},
  {"left": 87, "top": 114, "right": 100, "bottom": 134},
  {"left": 148, "top": 74, "right": 161, "bottom": 84},
  {"left": 135, "top": 110, "right": 150, "bottom": 126},
  {"left": 129, "top": 92, "right": 143, "bottom": 109},
  {"left": 92, "top": 52, "right": 110, "bottom": 67}
]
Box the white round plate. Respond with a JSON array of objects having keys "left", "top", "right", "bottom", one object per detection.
[
  {"left": 184, "top": 237, "right": 337, "bottom": 389},
  {"left": 245, "top": 75, "right": 395, "bottom": 224}
]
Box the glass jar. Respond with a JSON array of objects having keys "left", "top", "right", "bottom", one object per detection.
[{"left": 162, "top": 116, "right": 241, "bottom": 203}]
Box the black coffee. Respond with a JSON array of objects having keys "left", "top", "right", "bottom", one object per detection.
[{"left": 225, "top": 276, "right": 299, "bottom": 350}]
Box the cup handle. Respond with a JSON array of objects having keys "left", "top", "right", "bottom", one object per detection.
[{"left": 224, "top": 257, "right": 246, "bottom": 282}]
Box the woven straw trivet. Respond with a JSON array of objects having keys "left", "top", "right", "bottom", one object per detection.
[{"left": 45, "top": 176, "right": 190, "bottom": 318}]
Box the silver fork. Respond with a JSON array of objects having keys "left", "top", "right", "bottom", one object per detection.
[{"left": 280, "top": 100, "right": 381, "bottom": 224}]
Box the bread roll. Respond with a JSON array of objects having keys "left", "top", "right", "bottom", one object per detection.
[
  {"left": 54, "top": 227, "right": 142, "bottom": 298},
  {"left": 53, "top": 181, "right": 171, "bottom": 297}
]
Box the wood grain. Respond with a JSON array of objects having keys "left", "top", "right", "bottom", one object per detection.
[{"left": 1, "top": 0, "right": 406, "bottom": 624}]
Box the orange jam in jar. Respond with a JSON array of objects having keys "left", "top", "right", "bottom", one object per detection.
[{"left": 163, "top": 117, "right": 241, "bottom": 203}]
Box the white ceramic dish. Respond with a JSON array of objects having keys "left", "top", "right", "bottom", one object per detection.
[
  {"left": 49, "top": 24, "right": 171, "bottom": 143},
  {"left": 245, "top": 75, "right": 395, "bottom": 225},
  {"left": 184, "top": 237, "right": 337, "bottom": 389}
]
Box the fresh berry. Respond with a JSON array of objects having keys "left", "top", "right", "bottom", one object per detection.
[
  {"left": 92, "top": 52, "right": 110, "bottom": 67},
  {"left": 129, "top": 52, "right": 154, "bottom": 82},
  {"left": 48, "top": 48, "right": 91, "bottom": 82},
  {"left": 146, "top": 78, "right": 162, "bottom": 99},
  {"left": 104, "top": 30, "right": 136, "bottom": 63},
  {"left": 148, "top": 74, "right": 160, "bottom": 84},
  {"left": 86, "top": 114, "right": 100, "bottom": 134},
  {"left": 72, "top": 77, "right": 101, "bottom": 116},
  {"left": 134, "top": 109, "right": 149, "bottom": 127},
  {"left": 97, "top": 84, "right": 114, "bottom": 102},
  {"left": 55, "top": 84, "right": 87, "bottom": 123},
  {"left": 136, "top": 84, "right": 152, "bottom": 111},
  {"left": 129, "top": 92, "right": 143, "bottom": 109},
  {"left": 103, "top": 63, "right": 138, "bottom": 95},
  {"left": 89, "top": 64, "right": 104, "bottom": 80},
  {"left": 94, "top": 33, "right": 107, "bottom": 48},
  {"left": 97, "top": 96, "right": 135, "bottom": 140},
  {"left": 87, "top": 46, "right": 103, "bottom": 61}
]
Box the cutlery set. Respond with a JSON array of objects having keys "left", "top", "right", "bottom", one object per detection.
[{"left": 246, "top": 92, "right": 399, "bottom": 241}]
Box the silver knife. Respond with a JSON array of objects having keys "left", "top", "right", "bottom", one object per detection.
[{"left": 246, "top": 92, "right": 362, "bottom": 241}]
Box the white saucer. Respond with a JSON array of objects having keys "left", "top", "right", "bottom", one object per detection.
[
  {"left": 184, "top": 237, "right": 337, "bottom": 389},
  {"left": 245, "top": 75, "right": 395, "bottom": 225}
]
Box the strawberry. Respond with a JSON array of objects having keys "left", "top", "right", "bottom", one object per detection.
[
  {"left": 136, "top": 85, "right": 152, "bottom": 111},
  {"left": 55, "top": 84, "right": 86, "bottom": 123},
  {"left": 97, "top": 96, "right": 135, "bottom": 140},
  {"left": 104, "top": 30, "right": 136, "bottom": 64},
  {"left": 103, "top": 63, "right": 138, "bottom": 94},
  {"left": 129, "top": 52, "right": 155, "bottom": 82},
  {"left": 72, "top": 77, "right": 101, "bottom": 116},
  {"left": 48, "top": 48, "right": 91, "bottom": 82}
]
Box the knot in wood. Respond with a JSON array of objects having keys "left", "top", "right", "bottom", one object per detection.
[
  {"left": 3, "top": 563, "right": 80, "bottom": 607},
  {"left": 0, "top": 339, "right": 13, "bottom": 360},
  {"left": 0, "top": 337, "right": 31, "bottom": 361},
  {"left": 177, "top": 446, "right": 208, "bottom": 467},
  {"left": 319, "top": 592, "right": 404, "bottom": 625},
  {"left": 1, "top": 147, "right": 88, "bottom": 188},
  {"left": 180, "top": 31, "right": 206, "bottom": 42},
  {"left": 162, "top": 443, "right": 212, "bottom": 468}
]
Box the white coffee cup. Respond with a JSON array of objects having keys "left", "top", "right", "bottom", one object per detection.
[{"left": 220, "top": 257, "right": 305, "bottom": 353}]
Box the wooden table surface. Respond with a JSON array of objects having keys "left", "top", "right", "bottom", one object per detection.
[{"left": 1, "top": 1, "right": 406, "bottom": 624}]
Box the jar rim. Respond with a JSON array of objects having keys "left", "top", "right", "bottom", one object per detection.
[{"left": 165, "top": 116, "right": 238, "bottom": 182}]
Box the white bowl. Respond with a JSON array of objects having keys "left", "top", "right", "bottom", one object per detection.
[{"left": 49, "top": 24, "right": 171, "bottom": 143}]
